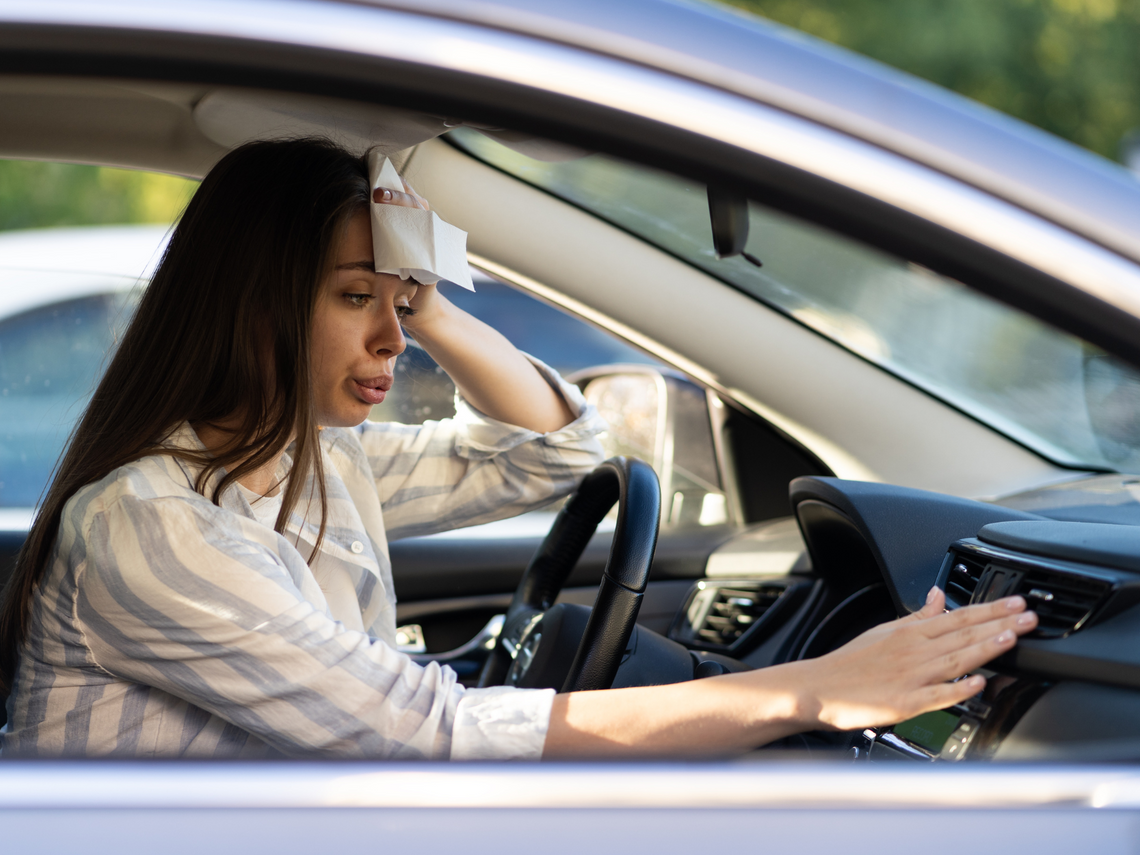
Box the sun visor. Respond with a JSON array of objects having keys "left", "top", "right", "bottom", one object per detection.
[
  {"left": 191, "top": 90, "right": 584, "bottom": 291},
  {"left": 193, "top": 90, "right": 452, "bottom": 156},
  {"left": 193, "top": 89, "right": 590, "bottom": 163}
]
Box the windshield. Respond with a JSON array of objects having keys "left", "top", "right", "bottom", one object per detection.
[{"left": 449, "top": 129, "right": 1140, "bottom": 474}]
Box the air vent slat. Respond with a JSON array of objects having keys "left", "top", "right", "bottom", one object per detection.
[
  {"left": 945, "top": 552, "right": 987, "bottom": 604},
  {"left": 688, "top": 582, "right": 789, "bottom": 648},
  {"left": 965, "top": 558, "right": 1112, "bottom": 638},
  {"left": 1037, "top": 603, "right": 1087, "bottom": 616}
]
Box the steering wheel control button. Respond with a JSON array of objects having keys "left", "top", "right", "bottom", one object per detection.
[
  {"left": 506, "top": 628, "right": 543, "bottom": 685},
  {"left": 350, "top": 540, "right": 364, "bottom": 554},
  {"left": 502, "top": 611, "right": 546, "bottom": 686}
]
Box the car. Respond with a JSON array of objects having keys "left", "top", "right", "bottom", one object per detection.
[{"left": 3, "top": 0, "right": 1140, "bottom": 850}]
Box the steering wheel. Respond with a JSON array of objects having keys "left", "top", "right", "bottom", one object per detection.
[{"left": 476, "top": 457, "right": 661, "bottom": 692}]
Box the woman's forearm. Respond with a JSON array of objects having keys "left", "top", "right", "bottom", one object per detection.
[
  {"left": 543, "top": 589, "right": 1038, "bottom": 758},
  {"left": 406, "top": 292, "right": 576, "bottom": 433},
  {"left": 543, "top": 665, "right": 811, "bottom": 757}
]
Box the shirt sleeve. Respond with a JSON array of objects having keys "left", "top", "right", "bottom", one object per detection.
[
  {"left": 75, "top": 494, "right": 554, "bottom": 760},
  {"left": 358, "top": 355, "right": 607, "bottom": 541}
]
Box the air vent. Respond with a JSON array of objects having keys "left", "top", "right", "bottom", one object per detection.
[
  {"left": 692, "top": 583, "right": 786, "bottom": 648},
  {"left": 1016, "top": 568, "right": 1111, "bottom": 637},
  {"left": 945, "top": 552, "right": 987, "bottom": 605},
  {"left": 971, "top": 563, "right": 1112, "bottom": 638}
]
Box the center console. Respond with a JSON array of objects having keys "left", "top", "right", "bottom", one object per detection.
[{"left": 855, "top": 676, "right": 1047, "bottom": 761}]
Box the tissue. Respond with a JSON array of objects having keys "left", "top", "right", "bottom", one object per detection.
[{"left": 367, "top": 150, "right": 474, "bottom": 290}]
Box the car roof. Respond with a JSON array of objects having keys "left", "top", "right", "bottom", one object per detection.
[
  {"left": 363, "top": 0, "right": 1140, "bottom": 263},
  {"left": 2, "top": 1, "right": 1137, "bottom": 262},
  {"left": 0, "top": 225, "right": 169, "bottom": 320}
]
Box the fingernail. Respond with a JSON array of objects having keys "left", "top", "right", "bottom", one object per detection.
[
  {"left": 967, "top": 674, "right": 985, "bottom": 689},
  {"left": 1005, "top": 596, "right": 1026, "bottom": 610},
  {"left": 1017, "top": 613, "right": 1035, "bottom": 626},
  {"left": 382, "top": 189, "right": 392, "bottom": 201},
  {"left": 996, "top": 630, "right": 1014, "bottom": 644},
  {"left": 926, "top": 586, "right": 939, "bottom": 605}
]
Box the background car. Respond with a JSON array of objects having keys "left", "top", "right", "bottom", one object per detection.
[
  {"left": 2, "top": 0, "right": 1140, "bottom": 850},
  {"left": 0, "top": 226, "right": 164, "bottom": 510}
]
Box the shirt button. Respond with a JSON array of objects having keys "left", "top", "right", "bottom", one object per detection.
[{"left": 351, "top": 540, "right": 364, "bottom": 554}]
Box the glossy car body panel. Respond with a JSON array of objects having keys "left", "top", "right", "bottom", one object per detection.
[
  {"left": 366, "top": 0, "right": 1140, "bottom": 262},
  {"left": 2, "top": 0, "right": 1140, "bottom": 846}
]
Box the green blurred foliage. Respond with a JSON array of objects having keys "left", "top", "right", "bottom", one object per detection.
[
  {"left": 0, "top": 160, "right": 197, "bottom": 232},
  {"left": 717, "top": 0, "right": 1140, "bottom": 161}
]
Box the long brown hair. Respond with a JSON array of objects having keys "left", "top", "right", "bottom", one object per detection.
[{"left": 0, "top": 138, "right": 372, "bottom": 692}]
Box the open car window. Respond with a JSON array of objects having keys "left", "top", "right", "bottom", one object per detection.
[
  {"left": 449, "top": 128, "right": 1140, "bottom": 475},
  {"left": 0, "top": 280, "right": 139, "bottom": 508},
  {"left": 368, "top": 273, "right": 658, "bottom": 425},
  {"left": 0, "top": 221, "right": 679, "bottom": 523}
]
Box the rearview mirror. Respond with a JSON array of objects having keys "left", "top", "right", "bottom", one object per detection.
[{"left": 707, "top": 186, "right": 763, "bottom": 268}]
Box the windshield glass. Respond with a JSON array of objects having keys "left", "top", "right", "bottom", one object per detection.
[{"left": 449, "top": 129, "right": 1140, "bottom": 473}]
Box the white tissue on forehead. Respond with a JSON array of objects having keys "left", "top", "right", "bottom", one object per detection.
[{"left": 367, "top": 150, "right": 474, "bottom": 291}]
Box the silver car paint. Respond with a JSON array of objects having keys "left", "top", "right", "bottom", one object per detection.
[{"left": 2, "top": 0, "right": 1140, "bottom": 845}]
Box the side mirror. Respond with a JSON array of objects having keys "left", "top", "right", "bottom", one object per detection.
[{"left": 569, "top": 365, "right": 734, "bottom": 528}]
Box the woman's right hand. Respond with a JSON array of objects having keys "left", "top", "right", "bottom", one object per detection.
[
  {"left": 372, "top": 178, "right": 430, "bottom": 210},
  {"left": 792, "top": 587, "right": 1037, "bottom": 732},
  {"left": 544, "top": 587, "right": 1037, "bottom": 758}
]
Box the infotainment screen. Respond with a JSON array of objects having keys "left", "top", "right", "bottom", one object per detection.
[{"left": 891, "top": 709, "right": 961, "bottom": 754}]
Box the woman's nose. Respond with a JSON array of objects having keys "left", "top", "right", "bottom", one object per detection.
[{"left": 368, "top": 306, "right": 407, "bottom": 358}]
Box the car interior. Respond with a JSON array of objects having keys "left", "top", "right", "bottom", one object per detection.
[{"left": 4, "top": 73, "right": 1140, "bottom": 763}]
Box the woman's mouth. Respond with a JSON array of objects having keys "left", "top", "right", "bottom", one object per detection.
[{"left": 353, "top": 375, "right": 393, "bottom": 405}]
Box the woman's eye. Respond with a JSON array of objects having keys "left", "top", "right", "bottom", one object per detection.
[
  {"left": 396, "top": 305, "right": 417, "bottom": 321},
  {"left": 345, "top": 293, "right": 372, "bottom": 307}
]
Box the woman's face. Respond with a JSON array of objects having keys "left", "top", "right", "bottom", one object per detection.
[{"left": 311, "top": 209, "right": 418, "bottom": 428}]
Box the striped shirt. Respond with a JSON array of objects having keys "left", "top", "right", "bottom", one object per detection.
[{"left": 2, "top": 359, "right": 606, "bottom": 760}]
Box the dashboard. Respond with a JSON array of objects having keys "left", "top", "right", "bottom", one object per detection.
[{"left": 663, "top": 475, "right": 1140, "bottom": 762}]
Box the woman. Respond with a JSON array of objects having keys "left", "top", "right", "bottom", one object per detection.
[{"left": 0, "top": 138, "right": 1036, "bottom": 759}]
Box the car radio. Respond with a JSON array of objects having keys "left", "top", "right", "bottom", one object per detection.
[{"left": 854, "top": 675, "right": 1048, "bottom": 761}]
